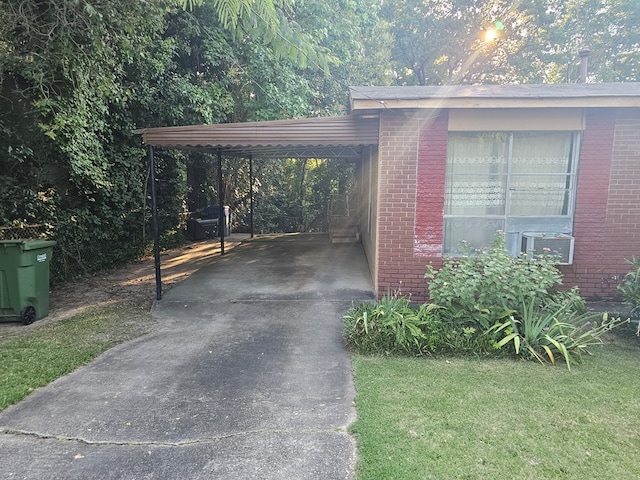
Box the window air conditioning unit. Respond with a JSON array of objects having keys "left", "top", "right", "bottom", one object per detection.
[{"left": 521, "top": 233, "right": 575, "bottom": 265}]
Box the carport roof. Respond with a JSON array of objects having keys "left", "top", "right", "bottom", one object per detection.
[{"left": 135, "top": 114, "right": 379, "bottom": 159}]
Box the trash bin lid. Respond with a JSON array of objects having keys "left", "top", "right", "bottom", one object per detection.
[
  {"left": 0, "top": 240, "right": 57, "bottom": 251},
  {"left": 21, "top": 240, "right": 57, "bottom": 250}
]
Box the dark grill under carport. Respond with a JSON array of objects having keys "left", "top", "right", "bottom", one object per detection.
[{"left": 135, "top": 114, "right": 379, "bottom": 299}]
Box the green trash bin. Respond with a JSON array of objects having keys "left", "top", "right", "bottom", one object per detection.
[{"left": 0, "top": 240, "right": 57, "bottom": 325}]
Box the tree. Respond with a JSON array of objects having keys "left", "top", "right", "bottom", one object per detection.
[
  {"left": 181, "top": 0, "right": 334, "bottom": 71},
  {"left": 539, "top": 0, "right": 640, "bottom": 82},
  {"left": 292, "top": 0, "right": 394, "bottom": 115},
  {"left": 0, "top": 1, "right": 174, "bottom": 276},
  {"left": 379, "top": 0, "right": 640, "bottom": 85},
  {"left": 380, "top": 0, "right": 547, "bottom": 85}
]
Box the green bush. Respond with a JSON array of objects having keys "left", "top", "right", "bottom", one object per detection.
[
  {"left": 345, "top": 233, "right": 627, "bottom": 366},
  {"left": 343, "top": 294, "right": 627, "bottom": 367},
  {"left": 424, "top": 232, "right": 573, "bottom": 329},
  {"left": 618, "top": 256, "right": 640, "bottom": 317},
  {"left": 343, "top": 295, "right": 427, "bottom": 355},
  {"left": 343, "top": 296, "right": 497, "bottom": 357},
  {"left": 489, "top": 299, "right": 629, "bottom": 369}
]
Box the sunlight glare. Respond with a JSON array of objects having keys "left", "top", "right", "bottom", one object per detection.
[{"left": 485, "top": 28, "right": 498, "bottom": 43}]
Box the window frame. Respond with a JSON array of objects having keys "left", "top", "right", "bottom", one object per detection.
[{"left": 443, "top": 130, "right": 581, "bottom": 257}]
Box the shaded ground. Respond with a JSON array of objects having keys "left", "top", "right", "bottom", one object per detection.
[
  {"left": 0, "top": 235, "right": 249, "bottom": 340},
  {"left": 0, "top": 234, "right": 374, "bottom": 479},
  {"left": 0, "top": 231, "right": 629, "bottom": 339}
]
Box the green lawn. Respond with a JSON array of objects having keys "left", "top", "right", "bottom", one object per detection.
[
  {"left": 351, "top": 340, "right": 640, "bottom": 479},
  {"left": 0, "top": 303, "right": 153, "bottom": 411},
  {"left": 3, "top": 301, "right": 639, "bottom": 479}
]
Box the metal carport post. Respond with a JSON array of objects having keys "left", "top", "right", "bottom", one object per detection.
[
  {"left": 148, "top": 145, "right": 162, "bottom": 300},
  {"left": 217, "top": 148, "right": 225, "bottom": 255},
  {"left": 139, "top": 114, "right": 379, "bottom": 302},
  {"left": 249, "top": 155, "right": 254, "bottom": 239},
  {"left": 147, "top": 146, "right": 231, "bottom": 300}
]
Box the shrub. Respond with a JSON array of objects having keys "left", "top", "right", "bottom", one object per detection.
[
  {"left": 489, "top": 298, "right": 629, "bottom": 369},
  {"left": 544, "top": 286, "right": 588, "bottom": 314},
  {"left": 618, "top": 256, "right": 640, "bottom": 317},
  {"left": 343, "top": 296, "right": 498, "bottom": 357},
  {"left": 343, "top": 295, "right": 428, "bottom": 355},
  {"left": 425, "top": 232, "right": 570, "bottom": 329},
  {"left": 345, "top": 232, "right": 625, "bottom": 365}
]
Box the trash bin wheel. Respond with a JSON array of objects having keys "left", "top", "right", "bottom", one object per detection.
[{"left": 20, "top": 306, "right": 36, "bottom": 325}]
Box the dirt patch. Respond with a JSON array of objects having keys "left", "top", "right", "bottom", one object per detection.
[{"left": 0, "top": 235, "right": 249, "bottom": 338}]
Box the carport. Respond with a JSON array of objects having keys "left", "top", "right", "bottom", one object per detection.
[{"left": 135, "top": 114, "right": 379, "bottom": 300}]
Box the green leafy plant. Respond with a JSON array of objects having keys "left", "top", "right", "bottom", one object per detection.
[
  {"left": 425, "top": 232, "right": 566, "bottom": 329},
  {"left": 545, "top": 286, "right": 588, "bottom": 315},
  {"left": 618, "top": 256, "right": 640, "bottom": 317},
  {"left": 375, "top": 295, "right": 426, "bottom": 352},
  {"left": 343, "top": 294, "right": 429, "bottom": 355},
  {"left": 489, "top": 298, "right": 629, "bottom": 369},
  {"left": 343, "top": 297, "right": 498, "bottom": 357}
]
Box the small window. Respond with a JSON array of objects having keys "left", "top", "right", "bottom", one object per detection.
[{"left": 444, "top": 131, "right": 579, "bottom": 255}]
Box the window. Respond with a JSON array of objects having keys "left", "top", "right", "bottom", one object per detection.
[{"left": 443, "top": 131, "right": 579, "bottom": 255}]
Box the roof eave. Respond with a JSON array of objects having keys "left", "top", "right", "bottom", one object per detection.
[{"left": 350, "top": 96, "right": 640, "bottom": 112}]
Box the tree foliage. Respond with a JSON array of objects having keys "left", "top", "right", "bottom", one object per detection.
[
  {"left": 379, "top": 0, "right": 543, "bottom": 85},
  {"left": 540, "top": 0, "right": 640, "bottom": 82},
  {"left": 380, "top": 0, "right": 640, "bottom": 85},
  {"left": 1, "top": 0, "right": 171, "bottom": 277},
  {"left": 181, "top": 0, "right": 335, "bottom": 72},
  {"left": 1, "top": 0, "right": 638, "bottom": 283},
  {"left": 0, "top": 0, "right": 369, "bottom": 281}
]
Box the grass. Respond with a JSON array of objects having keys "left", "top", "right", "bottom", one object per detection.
[
  {"left": 0, "top": 302, "right": 154, "bottom": 411},
  {"left": 3, "top": 294, "right": 639, "bottom": 478},
  {"left": 351, "top": 337, "right": 640, "bottom": 479}
]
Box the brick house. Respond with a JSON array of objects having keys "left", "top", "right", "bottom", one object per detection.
[
  {"left": 349, "top": 83, "right": 640, "bottom": 302},
  {"left": 139, "top": 83, "right": 640, "bottom": 302}
]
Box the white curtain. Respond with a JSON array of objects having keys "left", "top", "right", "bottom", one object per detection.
[
  {"left": 446, "top": 132, "right": 572, "bottom": 217},
  {"left": 509, "top": 132, "right": 572, "bottom": 215},
  {"left": 445, "top": 133, "right": 508, "bottom": 216},
  {"left": 444, "top": 131, "right": 574, "bottom": 254}
]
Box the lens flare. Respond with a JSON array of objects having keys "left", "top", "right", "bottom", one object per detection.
[{"left": 485, "top": 28, "right": 498, "bottom": 42}]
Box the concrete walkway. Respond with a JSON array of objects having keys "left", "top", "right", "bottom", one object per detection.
[{"left": 0, "top": 234, "right": 375, "bottom": 479}]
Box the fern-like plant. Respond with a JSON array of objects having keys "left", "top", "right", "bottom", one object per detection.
[
  {"left": 489, "top": 298, "right": 628, "bottom": 369},
  {"left": 343, "top": 294, "right": 434, "bottom": 355},
  {"left": 618, "top": 256, "right": 640, "bottom": 317}
]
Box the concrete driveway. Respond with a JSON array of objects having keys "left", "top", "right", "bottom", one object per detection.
[{"left": 0, "top": 234, "right": 375, "bottom": 479}]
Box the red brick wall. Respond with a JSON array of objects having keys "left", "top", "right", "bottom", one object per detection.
[
  {"left": 560, "top": 109, "right": 615, "bottom": 297},
  {"left": 562, "top": 107, "right": 640, "bottom": 299},
  {"left": 414, "top": 111, "right": 448, "bottom": 258},
  {"left": 375, "top": 110, "right": 448, "bottom": 302},
  {"left": 563, "top": 109, "right": 640, "bottom": 299},
  {"left": 606, "top": 109, "right": 640, "bottom": 263},
  {"left": 376, "top": 106, "right": 640, "bottom": 302}
]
